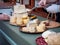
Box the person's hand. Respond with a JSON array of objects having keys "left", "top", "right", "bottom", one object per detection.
[
  {"left": 38, "top": 0, "right": 47, "bottom": 7},
  {"left": 38, "top": 0, "right": 58, "bottom": 6},
  {"left": 0, "top": 14, "right": 10, "bottom": 20}
]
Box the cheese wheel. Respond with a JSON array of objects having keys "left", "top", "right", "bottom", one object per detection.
[
  {"left": 23, "top": 18, "right": 30, "bottom": 25},
  {"left": 16, "top": 18, "right": 23, "bottom": 25}
]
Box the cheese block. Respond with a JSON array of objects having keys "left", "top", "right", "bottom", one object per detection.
[
  {"left": 45, "top": 33, "right": 60, "bottom": 45},
  {"left": 16, "top": 18, "right": 23, "bottom": 25},
  {"left": 22, "top": 26, "right": 36, "bottom": 33},
  {"left": 31, "top": 19, "right": 39, "bottom": 24},
  {"left": 27, "top": 19, "right": 39, "bottom": 27},
  {"left": 28, "top": 27, "right": 36, "bottom": 33},
  {"left": 22, "top": 27, "right": 29, "bottom": 32},
  {"left": 36, "top": 24, "right": 46, "bottom": 32},
  {"left": 23, "top": 18, "right": 30, "bottom": 25},
  {"left": 27, "top": 23, "right": 38, "bottom": 27},
  {"left": 36, "top": 26, "right": 45, "bottom": 32}
]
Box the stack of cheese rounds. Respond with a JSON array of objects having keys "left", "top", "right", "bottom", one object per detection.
[{"left": 10, "top": 4, "right": 30, "bottom": 26}]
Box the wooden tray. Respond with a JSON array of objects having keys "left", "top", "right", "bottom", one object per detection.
[
  {"left": 19, "top": 21, "right": 60, "bottom": 34},
  {"left": 19, "top": 30, "right": 43, "bottom": 34},
  {"left": 46, "top": 21, "right": 60, "bottom": 29},
  {"left": 9, "top": 22, "right": 25, "bottom": 26},
  {"left": 20, "top": 30, "right": 43, "bottom": 34}
]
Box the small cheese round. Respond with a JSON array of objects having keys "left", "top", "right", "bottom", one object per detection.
[
  {"left": 23, "top": 18, "right": 30, "bottom": 25},
  {"left": 36, "top": 26, "right": 45, "bottom": 32}
]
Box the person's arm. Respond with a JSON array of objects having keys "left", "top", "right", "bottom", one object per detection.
[
  {"left": 0, "top": 14, "right": 10, "bottom": 20},
  {"left": 38, "top": 0, "right": 58, "bottom": 7},
  {"left": 47, "top": 0, "right": 58, "bottom": 3},
  {"left": 38, "top": 0, "right": 46, "bottom": 7}
]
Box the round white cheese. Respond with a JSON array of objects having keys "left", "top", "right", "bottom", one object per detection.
[{"left": 42, "top": 30, "right": 56, "bottom": 38}]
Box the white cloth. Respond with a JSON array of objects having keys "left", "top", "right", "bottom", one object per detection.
[
  {"left": 0, "top": 9, "right": 13, "bottom": 16},
  {"left": 46, "top": 4, "right": 60, "bottom": 13}
]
